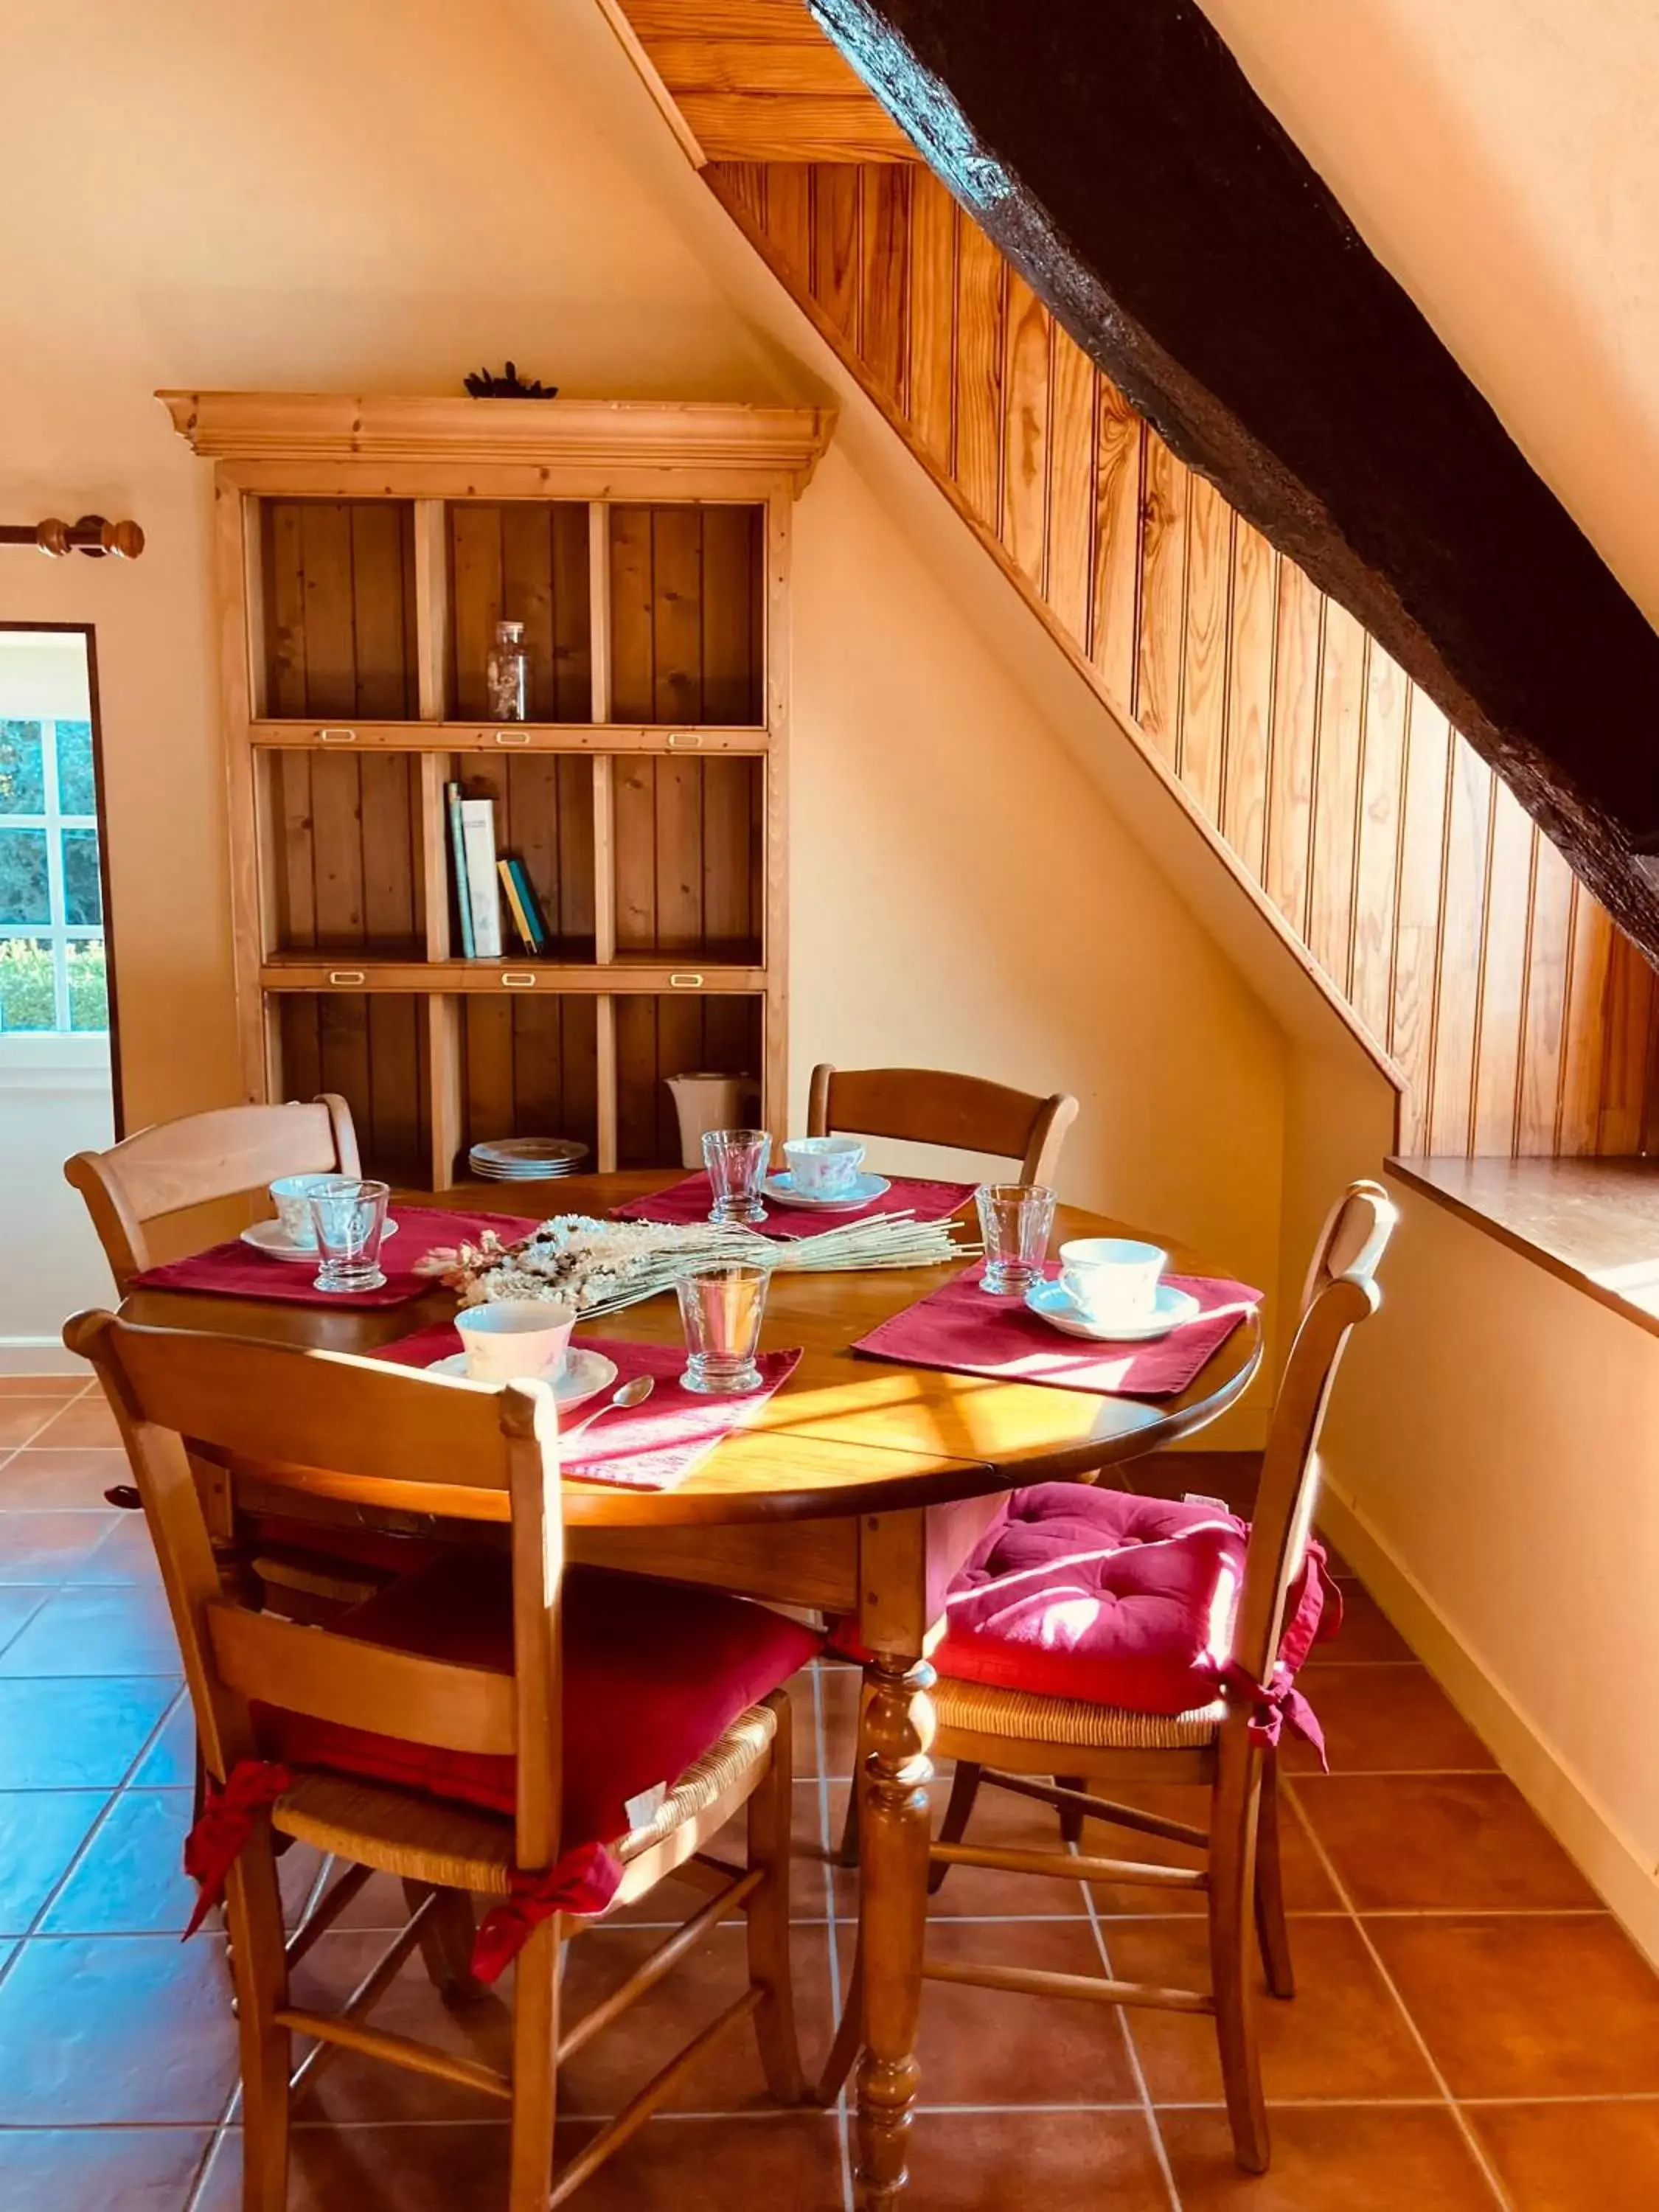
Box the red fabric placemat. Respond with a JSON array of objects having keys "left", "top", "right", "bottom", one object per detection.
[
  {"left": 611, "top": 1170, "right": 975, "bottom": 1238},
  {"left": 852, "top": 1266, "right": 1262, "bottom": 1399},
  {"left": 130, "top": 1207, "right": 538, "bottom": 1310},
  {"left": 373, "top": 1325, "right": 802, "bottom": 1491}
]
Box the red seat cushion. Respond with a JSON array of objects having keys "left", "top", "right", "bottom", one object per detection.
[
  {"left": 934, "top": 1483, "right": 1332, "bottom": 1712},
  {"left": 256, "top": 1557, "right": 821, "bottom": 1849}
]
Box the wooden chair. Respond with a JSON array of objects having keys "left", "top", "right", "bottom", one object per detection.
[
  {"left": 64, "top": 1095, "right": 361, "bottom": 1294},
  {"left": 823, "top": 1180, "right": 1396, "bottom": 2174},
  {"left": 807, "top": 1063, "right": 1077, "bottom": 1189},
  {"left": 69, "top": 1310, "right": 807, "bottom": 2212}
]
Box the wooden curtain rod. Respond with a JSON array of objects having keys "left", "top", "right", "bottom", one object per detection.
[{"left": 0, "top": 514, "right": 144, "bottom": 559}]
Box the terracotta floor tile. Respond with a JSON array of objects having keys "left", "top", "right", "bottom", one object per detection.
[
  {"left": 203, "top": 2114, "right": 846, "bottom": 2212},
  {"left": 27, "top": 1398, "right": 122, "bottom": 1450},
  {"left": 284, "top": 1933, "right": 517, "bottom": 2124},
  {"left": 1159, "top": 2104, "right": 1499, "bottom": 2210},
  {"left": 0, "top": 1587, "right": 50, "bottom": 1658},
  {"left": 828, "top": 1770, "right": 1095, "bottom": 1921},
  {"left": 1107, "top": 1915, "right": 1437, "bottom": 2104},
  {"left": 0, "top": 1934, "right": 238, "bottom": 2124},
  {"left": 672, "top": 1778, "right": 830, "bottom": 1926},
  {"left": 1084, "top": 1779, "right": 1340, "bottom": 1917},
  {"left": 1303, "top": 1579, "right": 1414, "bottom": 1663},
  {"left": 0, "top": 1402, "right": 79, "bottom": 1450},
  {"left": 889, "top": 1916, "right": 1144, "bottom": 2106},
  {"left": 818, "top": 1661, "right": 861, "bottom": 1776},
  {"left": 1470, "top": 2098, "right": 1659, "bottom": 2211},
  {"left": 1368, "top": 1914, "right": 1659, "bottom": 2098},
  {"left": 0, "top": 1512, "right": 121, "bottom": 1583},
  {"left": 0, "top": 1677, "right": 175, "bottom": 1788},
  {"left": 557, "top": 1921, "right": 835, "bottom": 2117},
  {"left": 1284, "top": 1663, "right": 1496, "bottom": 1773},
  {"left": 0, "top": 1450, "right": 128, "bottom": 1514},
  {"left": 39, "top": 1790, "right": 195, "bottom": 1935},
  {"left": 69, "top": 1514, "right": 161, "bottom": 1585},
  {"left": 1293, "top": 1773, "right": 1600, "bottom": 1911},
  {"left": 0, "top": 2125, "right": 212, "bottom": 2212},
  {"left": 0, "top": 1791, "right": 109, "bottom": 1934},
  {"left": 0, "top": 1582, "right": 178, "bottom": 1678},
  {"left": 0, "top": 1375, "right": 86, "bottom": 1397},
  {"left": 900, "top": 2108, "right": 1172, "bottom": 2208},
  {"left": 130, "top": 1694, "right": 195, "bottom": 1786}
]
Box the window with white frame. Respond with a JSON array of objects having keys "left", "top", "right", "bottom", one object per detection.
[{"left": 0, "top": 716, "right": 107, "bottom": 1033}]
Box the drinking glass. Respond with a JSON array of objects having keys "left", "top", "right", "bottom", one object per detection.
[
  {"left": 702, "top": 1127, "right": 772, "bottom": 1226},
  {"left": 308, "top": 1178, "right": 392, "bottom": 1293},
  {"left": 975, "top": 1182, "right": 1056, "bottom": 1296},
  {"left": 675, "top": 1262, "right": 771, "bottom": 1394}
]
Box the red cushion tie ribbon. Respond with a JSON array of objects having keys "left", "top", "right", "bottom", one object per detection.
[
  {"left": 470, "top": 1843, "right": 623, "bottom": 1983},
  {"left": 1211, "top": 1660, "right": 1327, "bottom": 1770},
  {"left": 181, "top": 1759, "right": 293, "bottom": 1938}
]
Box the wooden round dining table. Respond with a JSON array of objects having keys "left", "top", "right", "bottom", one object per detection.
[{"left": 119, "top": 1169, "right": 1262, "bottom": 2211}]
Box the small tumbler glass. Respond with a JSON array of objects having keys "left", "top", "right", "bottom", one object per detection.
[
  {"left": 975, "top": 1182, "right": 1056, "bottom": 1297},
  {"left": 702, "top": 1127, "right": 771, "bottom": 1226},
  {"left": 308, "top": 1178, "right": 392, "bottom": 1294},
  {"left": 676, "top": 1262, "right": 771, "bottom": 1394}
]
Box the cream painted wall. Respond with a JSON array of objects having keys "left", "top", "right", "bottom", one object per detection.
[
  {"left": 0, "top": 0, "right": 1331, "bottom": 1425},
  {"left": 1198, "top": 0, "right": 1659, "bottom": 623},
  {"left": 1321, "top": 1185, "right": 1659, "bottom": 1961}
]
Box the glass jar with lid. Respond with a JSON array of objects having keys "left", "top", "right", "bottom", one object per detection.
[{"left": 486, "top": 619, "right": 529, "bottom": 721}]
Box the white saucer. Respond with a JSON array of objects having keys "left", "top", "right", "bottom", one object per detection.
[
  {"left": 240, "top": 1217, "right": 400, "bottom": 1263},
  {"left": 1024, "top": 1278, "right": 1202, "bottom": 1343},
  {"left": 424, "top": 1346, "right": 618, "bottom": 1410},
  {"left": 760, "top": 1170, "right": 891, "bottom": 1211}
]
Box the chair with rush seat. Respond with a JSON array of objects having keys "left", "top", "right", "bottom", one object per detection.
[
  {"left": 69, "top": 1310, "right": 816, "bottom": 2212},
  {"left": 807, "top": 1062, "right": 1077, "bottom": 1189},
  {"left": 823, "top": 1180, "right": 1396, "bottom": 2174}
]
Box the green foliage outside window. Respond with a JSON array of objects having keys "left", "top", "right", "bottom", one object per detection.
[{"left": 0, "top": 939, "right": 108, "bottom": 1032}]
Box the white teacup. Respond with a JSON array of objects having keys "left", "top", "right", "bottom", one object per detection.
[
  {"left": 268, "top": 1172, "right": 336, "bottom": 1249},
  {"left": 784, "top": 1134, "right": 866, "bottom": 1198},
  {"left": 1059, "top": 1237, "right": 1167, "bottom": 1324},
  {"left": 455, "top": 1299, "right": 576, "bottom": 1385}
]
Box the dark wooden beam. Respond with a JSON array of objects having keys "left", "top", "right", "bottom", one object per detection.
[{"left": 809, "top": 0, "right": 1659, "bottom": 961}]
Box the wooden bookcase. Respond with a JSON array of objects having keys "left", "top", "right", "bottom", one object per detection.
[{"left": 161, "top": 392, "right": 832, "bottom": 1187}]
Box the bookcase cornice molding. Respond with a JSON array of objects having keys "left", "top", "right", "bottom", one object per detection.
[{"left": 157, "top": 391, "right": 835, "bottom": 492}]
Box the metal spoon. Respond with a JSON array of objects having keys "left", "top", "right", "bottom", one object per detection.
[{"left": 568, "top": 1373, "right": 654, "bottom": 1436}]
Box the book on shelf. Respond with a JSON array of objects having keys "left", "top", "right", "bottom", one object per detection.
[
  {"left": 445, "top": 781, "right": 476, "bottom": 960},
  {"left": 457, "top": 796, "right": 503, "bottom": 959},
  {"left": 497, "top": 855, "right": 552, "bottom": 955}
]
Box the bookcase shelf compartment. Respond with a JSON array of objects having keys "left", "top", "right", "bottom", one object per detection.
[
  {"left": 258, "top": 500, "right": 420, "bottom": 719},
  {"left": 458, "top": 992, "right": 600, "bottom": 1174},
  {"left": 610, "top": 503, "right": 765, "bottom": 727},
  {"left": 274, "top": 991, "right": 431, "bottom": 1189},
  {"left": 444, "top": 751, "right": 597, "bottom": 964},
  {"left": 616, "top": 993, "right": 765, "bottom": 1171},
  {"left": 447, "top": 501, "right": 594, "bottom": 723},
  {"left": 257, "top": 748, "right": 426, "bottom": 959}
]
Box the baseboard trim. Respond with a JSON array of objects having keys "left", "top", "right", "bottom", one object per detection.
[
  {"left": 0, "top": 1337, "right": 85, "bottom": 1377},
  {"left": 1317, "top": 1475, "right": 1659, "bottom": 1969}
]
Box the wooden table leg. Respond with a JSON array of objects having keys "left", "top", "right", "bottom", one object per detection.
[{"left": 852, "top": 1650, "right": 935, "bottom": 2210}]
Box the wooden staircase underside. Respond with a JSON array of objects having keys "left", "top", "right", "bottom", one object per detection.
[{"left": 598, "top": 0, "right": 1659, "bottom": 1160}]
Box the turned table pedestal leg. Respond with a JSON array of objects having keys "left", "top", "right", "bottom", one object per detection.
[{"left": 852, "top": 1651, "right": 935, "bottom": 2211}]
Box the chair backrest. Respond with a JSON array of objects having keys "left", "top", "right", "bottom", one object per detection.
[
  {"left": 64, "top": 1095, "right": 361, "bottom": 1290},
  {"left": 1234, "top": 1180, "right": 1397, "bottom": 1691},
  {"left": 807, "top": 1063, "right": 1078, "bottom": 1188},
  {"left": 65, "top": 1310, "right": 563, "bottom": 1874}
]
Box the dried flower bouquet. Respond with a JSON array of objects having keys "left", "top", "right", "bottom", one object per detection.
[{"left": 415, "top": 1211, "right": 977, "bottom": 1319}]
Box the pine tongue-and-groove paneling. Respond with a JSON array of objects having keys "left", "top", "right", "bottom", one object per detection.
[{"left": 709, "top": 157, "right": 1659, "bottom": 1159}]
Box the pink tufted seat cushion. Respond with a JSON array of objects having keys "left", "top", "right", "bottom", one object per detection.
[{"left": 934, "top": 1484, "right": 1335, "bottom": 1719}]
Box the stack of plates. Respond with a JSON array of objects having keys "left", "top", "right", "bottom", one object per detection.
[{"left": 469, "top": 1137, "right": 591, "bottom": 1183}]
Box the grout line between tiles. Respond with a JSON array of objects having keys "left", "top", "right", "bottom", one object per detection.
[
  {"left": 1080, "top": 1850, "right": 1183, "bottom": 2211},
  {"left": 1282, "top": 1781, "right": 1518, "bottom": 2209}
]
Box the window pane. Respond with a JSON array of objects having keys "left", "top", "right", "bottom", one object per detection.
[
  {"left": 67, "top": 941, "right": 108, "bottom": 1032},
  {"left": 62, "top": 830, "right": 102, "bottom": 925},
  {"left": 0, "top": 829, "right": 49, "bottom": 923},
  {"left": 0, "top": 939, "right": 55, "bottom": 1030},
  {"left": 0, "top": 722, "right": 45, "bottom": 815},
  {"left": 55, "top": 720, "right": 95, "bottom": 816}
]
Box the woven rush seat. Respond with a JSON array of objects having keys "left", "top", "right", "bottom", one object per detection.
[{"left": 930, "top": 1672, "right": 1225, "bottom": 1751}]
